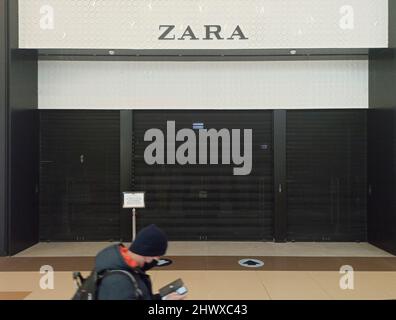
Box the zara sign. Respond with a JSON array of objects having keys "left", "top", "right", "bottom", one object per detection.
[
  {"left": 158, "top": 25, "right": 248, "bottom": 41},
  {"left": 18, "top": 0, "right": 388, "bottom": 49}
]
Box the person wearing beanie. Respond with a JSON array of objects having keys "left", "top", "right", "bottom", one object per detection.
[{"left": 94, "top": 224, "right": 186, "bottom": 300}]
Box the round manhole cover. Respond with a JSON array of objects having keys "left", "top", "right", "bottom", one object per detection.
[
  {"left": 156, "top": 258, "right": 173, "bottom": 267},
  {"left": 238, "top": 259, "right": 264, "bottom": 268}
]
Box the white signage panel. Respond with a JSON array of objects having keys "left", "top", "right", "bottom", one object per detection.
[
  {"left": 38, "top": 60, "right": 369, "bottom": 110},
  {"left": 19, "top": 0, "right": 388, "bottom": 49}
]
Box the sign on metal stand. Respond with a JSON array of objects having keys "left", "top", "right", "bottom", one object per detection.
[{"left": 122, "top": 192, "right": 145, "bottom": 241}]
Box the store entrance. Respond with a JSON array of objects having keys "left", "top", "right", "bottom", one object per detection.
[
  {"left": 132, "top": 111, "right": 274, "bottom": 241},
  {"left": 39, "top": 111, "right": 121, "bottom": 241},
  {"left": 38, "top": 110, "right": 367, "bottom": 243}
]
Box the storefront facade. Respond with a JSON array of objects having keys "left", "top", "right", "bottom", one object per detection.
[{"left": 1, "top": 0, "right": 396, "bottom": 255}]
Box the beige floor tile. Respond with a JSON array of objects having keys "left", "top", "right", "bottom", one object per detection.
[
  {"left": 14, "top": 242, "right": 114, "bottom": 257},
  {"left": 309, "top": 271, "right": 396, "bottom": 300},
  {"left": 0, "top": 272, "right": 39, "bottom": 291},
  {"left": 320, "top": 243, "right": 393, "bottom": 257},
  {"left": 251, "top": 242, "right": 278, "bottom": 256},
  {"left": 384, "top": 274, "right": 396, "bottom": 298},
  {"left": 0, "top": 271, "right": 77, "bottom": 300},
  {"left": 0, "top": 292, "right": 31, "bottom": 300},
  {"left": 257, "top": 271, "right": 332, "bottom": 300},
  {"left": 2, "top": 270, "right": 395, "bottom": 300},
  {"left": 25, "top": 271, "right": 77, "bottom": 300},
  {"left": 206, "top": 242, "right": 267, "bottom": 256},
  {"left": 167, "top": 242, "right": 209, "bottom": 256},
  {"left": 205, "top": 271, "right": 270, "bottom": 300},
  {"left": 14, "top": 242, "right": 394, "bottom": 258},
  {"left": 273, "top": 243, "right": 328, "bottom": 257}
]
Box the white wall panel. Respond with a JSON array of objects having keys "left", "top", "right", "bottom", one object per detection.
[
  {"left": 19, "top": 0, "right": 388, "bottom": 49},
  {"left": 38, "top": 60, "right": 368, "bottom": 109}
]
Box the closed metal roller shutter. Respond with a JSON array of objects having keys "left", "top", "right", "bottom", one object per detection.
[
  {"left": 133, "top": 111, "right": 274, "bottom": 241},
  {"left": 39, "top": 111, "right": 120, "bottom": 241},
  {"left": 286, "top": 110, "right": 367, "bottom": 241}
]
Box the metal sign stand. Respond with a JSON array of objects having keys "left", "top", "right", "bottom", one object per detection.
[
  {"left": 132, "top": 208, "right": 137, "bottom": 241},
  {"left": 122, "top": 192, "right": 145, "bottom": 242}
]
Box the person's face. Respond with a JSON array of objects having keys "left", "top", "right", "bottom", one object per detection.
[
  {"left": 128, "top": 251, "right": 161, "bottom": 269},
  {"left": 140, "top": 256, "right": 160, "bottom": 271},
  {"left": 144, "top": 256, "right": 160, "bottom": 264}
]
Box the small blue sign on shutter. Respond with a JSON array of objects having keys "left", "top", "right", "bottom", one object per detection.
[{"left": 193, "top": 122, "right": 204, "bottom": 130}]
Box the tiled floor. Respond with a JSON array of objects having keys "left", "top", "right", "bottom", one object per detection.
[
  {"left": 0, "top": 292, "right": 31, "bottom": 300},
  {"left": 0, "top": 270, "right": 395, "bottom": 300},
  {"left": 1, "top": 242, "right": 394, "bottom": 300},
  {"left": 14, "top": 242, "right": 394, "bottom": 257}
]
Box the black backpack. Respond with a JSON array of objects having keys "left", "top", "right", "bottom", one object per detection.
[{"left": 72, "top": 269, "right": 143, "bottom": 300}]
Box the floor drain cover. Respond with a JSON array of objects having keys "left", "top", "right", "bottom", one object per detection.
[
  {"left": 156, "top": 258, "right": 173, "bottom": 267},
  {"left": 238, "top": 259, "right": 264, "bottom": 268}
]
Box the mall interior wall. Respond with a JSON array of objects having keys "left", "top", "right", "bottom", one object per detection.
[
  {"left": 367, "top": 0, "right": 396, "bottom": 255},
  {"left": 0, "top": 0, "right": 8, "bottom": 256},
  {"left": 0, "top": 0, "right": 39, "bottom": 256}
]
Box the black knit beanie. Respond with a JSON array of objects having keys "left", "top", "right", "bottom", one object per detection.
[{"left": 130, "top": 224, "right": 168, "bottom": 257}]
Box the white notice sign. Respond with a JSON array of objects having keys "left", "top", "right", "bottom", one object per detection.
[{"left": 123, "top": 192, "right": 145, "bottom": 209}]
